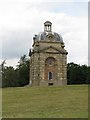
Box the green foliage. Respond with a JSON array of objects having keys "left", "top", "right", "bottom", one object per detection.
[
  {"left": 2, "top": 67, "right": 19, "bottom": 87},
  {"left": 67, "top": 62, "right": 88, "bottom": 84},
  {"left": 2, "top": 55, "right": 29, "bottom": 88},
  {"left": 87, "top": 66, "right": 90, "bottom": 84},
  {"left": 16, "top": 60, "right": 29, "bottom": 86}
]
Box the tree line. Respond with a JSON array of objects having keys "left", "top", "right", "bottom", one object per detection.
[
  {"left": 0, "top": 55, "right": 90, "bottom": 87},
  {"left": 1, "top": 55, "right": 29, "bottom": 88},
  {"left": 67, "top": 62, "right": 90, "bottom": 84}
]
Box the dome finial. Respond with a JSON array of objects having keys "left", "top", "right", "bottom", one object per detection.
[{"left": 44, "top": 21, "right": 52, "bottom": 32}]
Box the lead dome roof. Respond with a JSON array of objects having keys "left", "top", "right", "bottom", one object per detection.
[{"left": 33, "top": 21, "right": 64, "bottom": 43}]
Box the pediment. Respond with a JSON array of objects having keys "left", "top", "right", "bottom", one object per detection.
[
  {"left": 33, "top": 46, "right": 67, "bottom": 54},
  {"left": 40, "top": 46, "right": 62, "bottom": 53}
]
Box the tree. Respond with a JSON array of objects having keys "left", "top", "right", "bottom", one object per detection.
[
  {"left": 2, "top": 66, "right": 19, "bottom": 87},
  {"left": 87, "top": 66, "right": 90, "bottom": 84},
  {"left": 1, "top": 55, "right": 30, "bottom": 88},
  {"left": 16, "top": 55, "right": 30, "bottom": 86},
  {"left": 67, "top": 62, "right": 87, "bottom": 84},
  {"left": 1, "top": 60, "right": 6, "bottom": 87}
]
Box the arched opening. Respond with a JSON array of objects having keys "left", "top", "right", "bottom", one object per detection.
[
  {"left": 45, "top": 57, "right": 57, "bottom": 83},
  {"left": 48, "top": 72, "right": 53, "bottom": 80}
]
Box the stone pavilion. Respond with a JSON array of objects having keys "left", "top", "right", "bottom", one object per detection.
[{"left": 29, "top": 21, "right": 68, "bottom": 86}]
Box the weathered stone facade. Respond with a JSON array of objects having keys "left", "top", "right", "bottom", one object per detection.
[{"left": 29, "top": 21, "right": 68, "bottom": 86}]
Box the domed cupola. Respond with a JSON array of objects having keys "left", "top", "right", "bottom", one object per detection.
[
  {"left": 33, "top": 21, "right": 63, "bottom": 43},
  {"left": 44, "top": 21, "right": 52, "bottom": 32}
]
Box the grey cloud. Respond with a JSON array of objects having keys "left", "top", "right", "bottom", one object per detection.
[{"left": 2, "top": 29, "right": 33, "bottom": 59}]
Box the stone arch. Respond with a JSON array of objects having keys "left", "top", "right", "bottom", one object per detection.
[{"left": 45, "top": 57, "right": 57, "bottom": 82}]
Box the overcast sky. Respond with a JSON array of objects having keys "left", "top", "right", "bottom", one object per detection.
[{"left": 0, "top": 0, "right": 88, "bottom": 67}]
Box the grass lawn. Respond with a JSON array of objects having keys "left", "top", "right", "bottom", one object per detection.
[{"left": 2, "top": 85, "right": 88, "bottom": 118}]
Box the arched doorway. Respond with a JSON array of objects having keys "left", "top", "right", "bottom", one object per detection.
[{"left": 45, "top": 57, "right": 57, "bottom": 85}]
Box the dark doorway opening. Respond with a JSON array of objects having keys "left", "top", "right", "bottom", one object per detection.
[
  {"left": 48, "top": 72, "right": 53, "bottom": 80},
  {"left": 48, "top": 83, "right": 53, "bottom": 86}
]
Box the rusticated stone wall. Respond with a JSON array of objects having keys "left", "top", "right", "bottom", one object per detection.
[{"left": 29, "top": 40, "right": 68, "bottom": 86}]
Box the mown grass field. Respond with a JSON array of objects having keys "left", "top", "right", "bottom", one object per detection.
[{"left": 2, "top": 85, "right": 88, "bottom": 118}]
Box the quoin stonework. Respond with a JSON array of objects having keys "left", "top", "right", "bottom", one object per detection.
[{"left": 29, "top": 21, "right": 68, "bottom": 86}]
